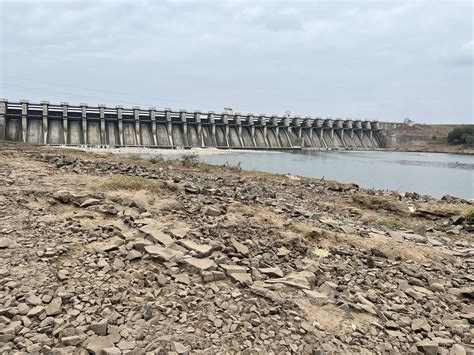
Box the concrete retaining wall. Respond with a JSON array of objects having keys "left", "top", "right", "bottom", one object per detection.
[{"left": 0, "top": 100, "right": 392, "bottom": 150}]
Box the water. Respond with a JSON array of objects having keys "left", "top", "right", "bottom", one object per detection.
[
  {"left": 195, "top": 151, "right": 474, "bottom": 199},
  {"left": 118, "top": 149, "right": 474, "bottom": 199}
]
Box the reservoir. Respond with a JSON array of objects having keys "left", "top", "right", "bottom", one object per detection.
[{"left": 121, "top": 150, "right": 474, "bottom": 200}]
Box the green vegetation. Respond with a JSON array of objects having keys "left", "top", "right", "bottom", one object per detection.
[
  {"left": 149, "top": 154, "right": 164, "bottom": 164},
  {"left": 447, "top": 127, "right": 474, "bottom": 145},
  {"left": 127, "top": 153, "right": 142, "bottom": 161},
  {"left": 376, "top": 217, "right": 408, "bottom": 229},
  {"left": 440, "top": 220, "right": 454, "bottom": 233},
  {"left": 465, "top": 209, "right": 474, "bottom": 224},
  {"left": 180, "top": 152, "right": 199, "bottom": 167},
  {"left": 223, "top": 161, "right": 242, "bottom": 172}
]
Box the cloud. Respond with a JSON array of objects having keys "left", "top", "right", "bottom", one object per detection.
[
  {"left": 0, "top": 0, "right": 472, "bottom": 123},
  {"left": 442, "top": 41, "right": 474, "bottom": 67}
]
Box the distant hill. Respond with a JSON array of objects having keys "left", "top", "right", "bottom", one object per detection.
[{"left": 392, "top": 124, "right": 474, "bottom": 145}]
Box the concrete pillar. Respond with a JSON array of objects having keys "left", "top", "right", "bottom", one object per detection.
[
  {"left": 150, "top": 107, "right": 157, "bottom": 146},
  {"left": 293, "top": 116, "right": 302, "bottom": 138},
  {"left": 324, "top": 118, "right": 334, "bottom": 140},
  {"left": 0, "top": 99, "right": 6, "bottom": 140},
  {"left": 194, "top": 111, "right": 203, "bottom": 147},
  {"left": 344, "top": 120, "right": 354, "bottom": 139},
  {"left": 41, "top": 101, "right": 49, "bottom": 144},
  {"left": 20, "top": 100, "right": 28, "bottom": 143},
  {"left": 61, "top": 102, "right": 68, "bottom": 144},
  {"left": 116, "top": 106, "right": 124, "bottom": 146},
  {"left": 133, "top": 107, "right": 141, "bottom": 145},
  {"left": 314, "top": 118, "right": 323, "bottom": 139},
  {"left": 259, "top": 114, "right": 269, "bottom": 146},
  {"left": 179, "top": 110, "right": 188, "bottom": 146},
  {"left": 235, "top": 113, "right": 244, "bottom": 147},
  {"left": 221, "top": 113, "right": 230, "bottom": 147},
  {"left": 334, "top": 119, "right": 345, "bottom": 147},
  {"left": 271, "top": 115, "right": 279, "bottom": 139},
  {"left": 282, "top": 116, "right": 292, "bottom": 148},
  {"left": 81, "top": 104, "right": 88, "bottom": 145},
  {"left": 304, "top": 117, "right": 312, "bottom": 140},
  {"left": 165, "top": 108, "right": 173, "bottom": 147},
  {"left": 98, "top": 104, "right": 106, "bottom": 146},
  {"left": 246, "top": 114, "right": 256, "bottom": 147},
  {"left": 208, "top": 112, "right": 216, "bottom": 146}
]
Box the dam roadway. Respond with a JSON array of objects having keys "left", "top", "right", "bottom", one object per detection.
[{"left": 0, "top": 100, "right": 399, "bottom": 150}]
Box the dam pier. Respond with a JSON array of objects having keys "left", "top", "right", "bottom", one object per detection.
[{"left": 0, "top": 100, "right": 397, "bottom": 150}]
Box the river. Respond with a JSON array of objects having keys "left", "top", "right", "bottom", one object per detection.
[{"left": 115, "top": 149, "right": 473, "bottom": 200}]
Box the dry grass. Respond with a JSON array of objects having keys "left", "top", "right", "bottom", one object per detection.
[
  {"left": 352, "top": 194, "right": 407, "bottom": 215},
  {"left": 127, "top": 153, "right": 142, "bottom": 161},
  {"left": 414, "top": 202, "right": 470, "bottom": 218},
  {"left": 95, "top": 175, "right": 164, "bottom": 193},
  {"left": 376, "top": 217, "right": 408, "bottom": 229}
]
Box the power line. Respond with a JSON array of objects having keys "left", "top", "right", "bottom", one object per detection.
[
  {"left": 0, "top": 74, "right": 241, "bottom": 111},
  {"left": 1, "top": 83, "right": 163, "bottom": 108}
]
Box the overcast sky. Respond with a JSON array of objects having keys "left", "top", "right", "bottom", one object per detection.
[{"left": 0, "top": 0, "right": 472, "bottom": 123}]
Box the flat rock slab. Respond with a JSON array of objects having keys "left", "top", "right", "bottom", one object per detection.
[
  {"left": 134, "top": 217, "right": 156, "bottom": 225},
  {"left": 0, "top": 238, "right": 13, "bottom": 249},
  {"left": 132, "top": 238, "right": 154, "bottom": 252},
  {"left": 183, "top": 257, "right": 217, "bottom": 272},
  {"left": 85, "top": 336, "right": 115, "bottom": 355},
  {"left": 259, "top": 267, "right": 284, "bottom": 278},
  {"left": 265, "top": 271, "right": 314, "bottom": 290},
  {"left": 140, "top": 224, "right": 174, "bottom": 247},
  {"left": 229, "top": 272, "right": 253, "bottom": 285},
  {"left": 180, "top": 239, "right": 213, "bottom": 257},
  {"left": 144, "top": 245, "right": 183, "bottom": 262},
  {"left": 304, "top": 290, "right": 330, "bottom": 306},
  {"left": 231, "top": 239, "right": 250, "bottom": 256},
  {"left": 220, "top": 264, "right": 248, "bottom": 274},
  {"left": 277, "top": 246, "right": 290, "bottom": 257},
  {"left": 170, "top": 228, "right": 189, "bottom": 239},
  {"left": 97, "top": 237, "right": 124, "bottom": 252},
  {"left": 79, "top": 198, "right": 101, "bottom": 208}
]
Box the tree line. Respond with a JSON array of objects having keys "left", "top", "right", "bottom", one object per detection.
[{"left": 447, "top": 127, "right": 474, "bottom": 145}]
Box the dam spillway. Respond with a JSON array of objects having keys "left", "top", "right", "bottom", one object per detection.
[{"left": 0, "top": 100, "right": 394, "bottom": 150}]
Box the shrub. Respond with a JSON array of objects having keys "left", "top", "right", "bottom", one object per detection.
[
  {"left": 447, "top": 127, "right": 474, "bottom": 145},
  {"left": 376, "top": 217, "right": 407, "bottom": 229},
  {"left": 127, "top": 153, "right": 141, "bottom": 161},
  {"left": 149, "top": 154, "right": 164, "bottom": 164},
  {"left": 224, "top": 161, "right": 242, "bottom": 172},
  {"left": 465, "top": 209, "right": 474, "bottom": 224},
  {"left": 180, "top": 152, "right": 199, "bottom": 167}
]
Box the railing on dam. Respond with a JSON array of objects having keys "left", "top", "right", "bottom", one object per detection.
[{"left": 0, "top": 99, "right": 389, "bottom": 150}]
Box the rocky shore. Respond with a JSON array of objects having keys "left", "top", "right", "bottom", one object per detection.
[
  {"left": 387, "top": 145, "right": 474, "bottom": 156},
  {"left": 0, "top": 142, "right": 473, "bottom": 354}
]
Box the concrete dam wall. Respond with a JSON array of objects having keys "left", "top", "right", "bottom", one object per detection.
[{"left": 0, "top": 100, "right": 394, "bottom": 150}]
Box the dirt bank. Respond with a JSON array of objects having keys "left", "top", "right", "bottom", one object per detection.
[
  {"left": 389, "top": 124, "right": 474, "bottom": 155},
  {"left": 0, "top": 142, "right": 473, "bottom": 354}
]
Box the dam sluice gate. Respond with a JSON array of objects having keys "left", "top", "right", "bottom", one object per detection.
[{"left": 0, "top": 100, "right": 389, "bottom": 150}]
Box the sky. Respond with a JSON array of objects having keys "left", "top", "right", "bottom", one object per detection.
[{"left": 0, "top": 0, "right": 472, "bottom": 123}]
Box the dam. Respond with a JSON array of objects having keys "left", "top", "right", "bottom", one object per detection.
[{"left": 0, "top": 100, "right": 398, "bottom": 150}]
